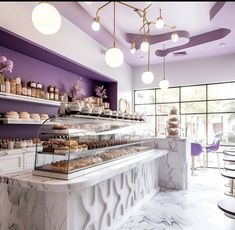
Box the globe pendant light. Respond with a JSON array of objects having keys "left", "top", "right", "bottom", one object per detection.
[
  {"left": 159, "top": 46, "right": 169, "bottom": 90},
  {"left": 92, "top": 16, "right": 100, "bottom": 31},
  {"left": 155, "top": 9, "right": 164, "bottom": 29},
  {"left": 141, "top": 42, "right": 154, "bottom": 84},
  {"left": 171, "top": 32, "right": 179, "bottom": 42},
  {"left": 32, "top": 2, "right": 61, "bottom": 35},
  {"left": 105, "top": 2, "right": 124, "bottom": 68}
]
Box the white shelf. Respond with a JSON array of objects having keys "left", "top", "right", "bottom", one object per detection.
[
  {"left": 0, "top": 91, "right": 61, "bottom": 106},
  {"left": 0, "top": 118, "right": 56, "bottom": 125}
]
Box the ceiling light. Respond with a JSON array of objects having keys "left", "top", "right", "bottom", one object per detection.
[
  {"left": 92, "top": 17, "right": 100, "bottom": 31},
  {"left": 140, "top": 39, "right": 149, "bottom": 52},
  {"left": 84, "top": 2, "right": 92, "bottom": 4},
  {"left": 104, "top": 2, "right": 124, "bottom": 68},
  {"left": 159, "top": 45, "right": 169, "bottom": 90},
  {"left": 142, "top": 41, "right": 154, "bottom": 84},
  {"left": 105, "top": 47, "right": 124, "bottom": 68},
  {"left": 32, "top": 2, "right": 61, "bottom": 35},
  {"left": 155, "top": 9, "right": 164, "bottom": 29},
  {"left": 130, "top": 43, "right": 136, "bottom": 54},
  {"left": 142, "top": 71, "right": 154, "bottom": 84},
  {"left": 171, "top": 32, "right": 179, "bottom": 42}
]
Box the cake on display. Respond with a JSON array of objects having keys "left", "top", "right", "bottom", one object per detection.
[{"left": 167, "top": 106, "right": 180, "bottom": 137}]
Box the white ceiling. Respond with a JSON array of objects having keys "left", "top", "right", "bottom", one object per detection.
[{"left": 78, "top": 1, "right": 235, "bottom": 66}]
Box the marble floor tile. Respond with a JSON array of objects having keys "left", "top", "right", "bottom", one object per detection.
[{"left": 119, "top": 169, "right": 235, "bottom": 230}]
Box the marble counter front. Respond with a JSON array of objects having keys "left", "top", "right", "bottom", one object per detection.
[{"left": 0, "top": 148, "right": 167, "bottom": 230}]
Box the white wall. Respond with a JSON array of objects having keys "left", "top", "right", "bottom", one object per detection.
[
  {"left": 0, "top": 2, "right": 133, "bottom": 105},
  {"left": 133, "top": 54, "right": 235, "bottom": 90}
]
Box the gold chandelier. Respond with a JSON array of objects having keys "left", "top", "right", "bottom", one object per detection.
[{"left": 91, "top": 2, "right": 179, "bottom": 70}]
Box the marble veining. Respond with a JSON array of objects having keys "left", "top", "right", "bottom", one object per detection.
[
  {"left": 0, "top": 149, "right": 167, "bottom": 192},
  {"left": 0, "top": 159, "right": 161, "bottom": 230},
  {"left": 118, "top": 169, "right": 235, "bottom": 230}
]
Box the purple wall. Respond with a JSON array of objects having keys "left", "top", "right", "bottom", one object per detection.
[{"left": 0, "top": 46, "right": 117, "bottom": 139}]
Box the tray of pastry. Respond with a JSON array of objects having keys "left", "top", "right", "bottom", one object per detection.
[{"left": 39, "top": 138, "right": 150, "bottom": 156}]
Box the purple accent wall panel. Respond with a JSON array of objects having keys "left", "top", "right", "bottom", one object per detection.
[{"left": 0, "top": 46, "right": 117, "bottom": 139}]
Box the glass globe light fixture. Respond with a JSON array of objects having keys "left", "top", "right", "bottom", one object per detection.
[
  {"left": 159, "top": 79, "right": 169, "bottom": 90},
  {"left": 92, "top": 17, "right": 100, "bottom": 31},
  {"left": 32, "top": 2, "right": 61, "bottom": 35},
  {"left": 105, "top": 47, "right": 124, "bottom": 68},
  {"left": 130, "top": 43, "right": 136, "bottom": 54},
  {"left": 141, "top": 71, "right": 154, "bottom": 84},
  {"left": 140, "top": 39, "right": 149, "bottom": 52},
  {"left": 171, "top": 32, "right": 179, "bottom": 42},
  {"left": 155, "top": 9, "right": 164, "bottom": 29}
]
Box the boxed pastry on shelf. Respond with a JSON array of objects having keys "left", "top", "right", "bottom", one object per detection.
[{"left": 167, "top": 106, "right": 180, "bottom": 137}]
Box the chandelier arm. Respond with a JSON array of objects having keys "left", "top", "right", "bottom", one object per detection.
[
  {"left": 96, "top": 1, "right": 112, "bottom": 18},
  {"left": 118, "top": 1, "right": 144, "bottom": 13}
]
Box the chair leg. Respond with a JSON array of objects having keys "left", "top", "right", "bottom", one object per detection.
[
  {"left": 191, "top": 156, "right": 195, "bottom": 176},
  {"left": 216, "top": 152, "right": 221, "bottom": 174},
  {"left": 203, "top": 152, "right": 206, "bottom": 171},
  {"left": 206, "top": 151, "right": 208, "bottom": 168}
]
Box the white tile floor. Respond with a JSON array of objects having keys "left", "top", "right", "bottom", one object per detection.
[{"left": 119, "top": 169, "right": 235, "bottom": 230}]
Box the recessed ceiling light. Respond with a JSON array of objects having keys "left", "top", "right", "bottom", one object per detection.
[
  {"left": 219, "top": 42, "right": 226, "bottom": 47},
  {"left": 84, "top": 2, "right": 92, "bottom": 4}
]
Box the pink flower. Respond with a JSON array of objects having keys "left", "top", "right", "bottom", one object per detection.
[{"left": 0, "top": 56, "right": 13, "bottom": 73}]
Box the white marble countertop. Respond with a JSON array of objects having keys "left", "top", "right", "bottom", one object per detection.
[
  {"left": 0, "top": 146, "right": 42, "bottom": 156},
  {"left": 0, "top": 149, "right": 167, "bottom": 192}
]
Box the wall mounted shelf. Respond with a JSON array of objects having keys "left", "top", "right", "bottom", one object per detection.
[{"left": 0, "top": 92, "right": 61, "bottom": 106}]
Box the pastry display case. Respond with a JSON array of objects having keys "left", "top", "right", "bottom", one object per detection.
[{"left": 33, "top": 115, "right": 155, "bottom": 179}]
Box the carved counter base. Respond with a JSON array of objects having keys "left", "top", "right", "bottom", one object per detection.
[{"left": 0, "top": 160, "right": 160, "bottom": 230}]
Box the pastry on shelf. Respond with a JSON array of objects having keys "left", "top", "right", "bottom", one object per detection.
[
  {"left": 19, "top": 111, "right": 31, "bottom": 120},
  {"left": 30, "top": 113, "right": 40, "bottom": 122},
  {"left": 91, "top": 107, "right": 102, "bottom": 116},
  {"left": 40, "top": 114, "right": 49, "bottom": 121},
  {"left": 53, "top": 123, "right": 67, "bottom": 130},
  {"left": 4, "top": 111, "right": 19, "bottom": 120},
  {"left": 81, "top": 105, "right": 92, "bottom": 115},
  {"left": 102, "top": 109, "right": 112, "bottom": 117},
  {"left": 68, "top": 101, "right": 82, "bottom": 114},
  {"left": 111, "top": 111, "right": 118, "bottom": 118}
]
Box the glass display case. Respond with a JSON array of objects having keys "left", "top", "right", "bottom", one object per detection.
[{"left": 33, "top": 115, "right": 155, "bottom": 179}]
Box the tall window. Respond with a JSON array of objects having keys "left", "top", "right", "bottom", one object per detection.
[{"left": 134, "top": 81, "right": 235, "bottom": 147}]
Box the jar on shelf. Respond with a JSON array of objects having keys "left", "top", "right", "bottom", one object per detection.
[
  {"left": 10, "top": 79, "right": 16, "bottom": 94},
  {"left": 31, "top": 81, "right": 37, "bottom": 97},
  {"left": 36, "top": 82, "right": 42, "bottom": 98},
  {"left": 27, "top": 87, "right": 32, "bottom": 97},
  {"left": 5, "top": 79, "right": 10, "bottom": 93},
  {"left": 22, "top": 82, "right": 27, "bottom": 96},
  {"left": 0, "top": 74, "right": 5, "bottom": 92},
  {"left": 16, "top": 83, "right": 22, "bottom": 95},
  {"left": 45, "top": 92, "right": 50, "bottom": 100},
  {"left": 15, "top": 76, "right": 21, "bottom": 85}
]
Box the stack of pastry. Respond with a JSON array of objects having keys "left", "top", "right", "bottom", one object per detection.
[
  {"left": 40, "top": 114, "right": 49, "bottom": 121},
  {"left": 4, "top": 111, "right": 19, "bottom": 120},
  {"left": 167, "top": 106, "right": 180, "bottom": 137},
  {"left": 19, "top": 112, "right": 31, "bottom": 120},
  {"left": 30, "top": 113, "right": 40, "bottom": 121}
]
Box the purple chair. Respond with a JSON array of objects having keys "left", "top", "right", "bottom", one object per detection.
[
  {"left": 191, "top": 142, "right": 205, "bottom": 175},
  {"left": 205, "top": 137, "right": 221, "bottom": 169}
]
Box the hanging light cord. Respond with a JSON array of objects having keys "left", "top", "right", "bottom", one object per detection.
[
  {"left": 147, "top": 42, "right": 150, "bottom": 71},
  {"left": 163, "top": 44, "right": 166, "bottom": 80},
  {"left": 113, "top": 2, "right": 116, "bottom": 47}
]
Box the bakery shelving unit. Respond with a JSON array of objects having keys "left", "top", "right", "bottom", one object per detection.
[
  {"left": 0, "top": 91, "right": 61, "bottom": 106},
  {"left": 0, "top": 117, "right": 57, "bottom": 125},
  {"left": 33, "top": 115, "right": 154, "bottom": 179}
]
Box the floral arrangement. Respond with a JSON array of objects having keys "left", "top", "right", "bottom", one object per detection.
[
  {"left": 69, "top": 79, "right": 86, "bottom": 100},
  {"left": 0, "top": 56, "right": 13, "bottom": 73},
  {"left": 95, "top": 85, "right": 107, "bottom": 98}
]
